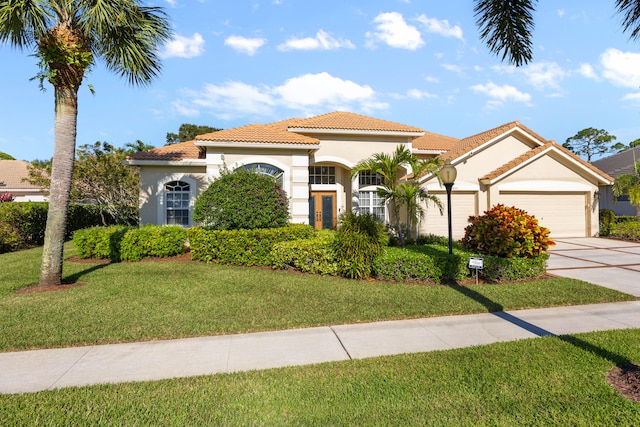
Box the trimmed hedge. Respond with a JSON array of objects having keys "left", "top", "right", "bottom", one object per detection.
[
  {"left": 120, "top": 225, "right": 188, "bottom": 261},
  {"left": 188, "top": 224, "right": 313, "bottom": 266},
  {"left": 599, "top": 209, "right": 616, "bottom": 236},
  {"left": 609, "top": 221, "right": 640, "bottom": 241},
  {"left": 73, "top": 226, "right": 132, "bottom": 261},
  {"left": 373, "top": 245, "right": 548, "bottom": 284},
  {"left": 271, "top": 231, "right": 338, "bottom": 275},
  {"left": 0, "top": 202, "right": 137, "bottom": 253}
]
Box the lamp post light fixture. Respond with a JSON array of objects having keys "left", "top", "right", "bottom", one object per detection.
[{"left": 440, "top": 159, "right": 457, "bottom": 255}]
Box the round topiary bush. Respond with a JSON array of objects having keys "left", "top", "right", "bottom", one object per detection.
[
  {"left": 462, "top": 204, "right": 554, "bottom": 258},
  {"left": 193, "top": 167, "right": 289, "bottom": 230}
]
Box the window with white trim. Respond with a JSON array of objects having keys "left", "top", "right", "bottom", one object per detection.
[
  {"left": 165, "top": 180, "right": 190, "bottom": 225},
  {"left": 358, "top": 191, "right": 386, "bottom": 221},
  {"left": 244, "top": 163, "right": 284, "bottom": 187}
]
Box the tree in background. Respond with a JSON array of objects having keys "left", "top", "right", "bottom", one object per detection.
[
  {"left": 26, "top": 142, "right": 139, "bottom": 225},
  {"left": 124, "top": 140, "right": 155, "bottom": 154},
  {"left": 563, "top": 128, "right": 623, "bottom": 162},
  {"left": 613, "top": 158, "right": 640, "bottom": 220},
  {"left": 474, "top": 0, "right": 640, "bottom": 66},
  {"left": 166, "top": 124, "right": 222, "bottom": 145},
  {"left": 0, "top": 0, "right": 170, "bottom": 288},
  {"left": 0, "top": 152, "right": 16, "bottom": 160}
]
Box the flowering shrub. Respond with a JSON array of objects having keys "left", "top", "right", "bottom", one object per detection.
[
  {"left": 462, "top": 204, "right": 554, "bottom": 258},
  {"left": 0, "top": 193, "right": 15, "bottom": 202}
]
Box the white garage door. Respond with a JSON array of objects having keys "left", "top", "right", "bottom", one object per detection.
[
  {"left": 497, "top": 192, "right": 588, "bottom": 238},
  {"left": 422, "top": 192, "right": 478, "bottom": 240}
]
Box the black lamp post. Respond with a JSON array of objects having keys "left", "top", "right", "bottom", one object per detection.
[{"left": 440, "top": 159, "right": 457, "bottom": 255}]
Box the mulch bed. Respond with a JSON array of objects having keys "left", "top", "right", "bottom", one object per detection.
[{"left": 607, "top": 364, "right": 640, "bottom": 402}]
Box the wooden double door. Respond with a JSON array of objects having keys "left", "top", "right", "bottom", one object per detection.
[{"left": 309, "top": 191, "right": 336, "bottom": 229}]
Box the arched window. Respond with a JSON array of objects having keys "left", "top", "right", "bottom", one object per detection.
[
  {"left": 356, "top": 170, "right": 386, "bottom": 222},
  {"left": 165, "top": 180, "right": 190, "bottom": 225},
  {"left": 243, "top": 163, "right": 284, "bottom": 187}
]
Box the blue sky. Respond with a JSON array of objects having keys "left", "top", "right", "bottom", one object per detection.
[{"left": 2, "top": 0, "right": 640, "bottom": 161}]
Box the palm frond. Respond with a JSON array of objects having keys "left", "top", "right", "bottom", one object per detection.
[
  {"left": 616, "top": 0, "right": 640, "bottom": 40},
  {"left": 474, "top": 0, "right": 537, "bottom": 66},
  {"left": 0, "top": 0, "right": 51, "bottom": 47}
]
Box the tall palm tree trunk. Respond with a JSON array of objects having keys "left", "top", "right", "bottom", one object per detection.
[{"left": 39, "top": 87, "right": 79, "bottom": 288}]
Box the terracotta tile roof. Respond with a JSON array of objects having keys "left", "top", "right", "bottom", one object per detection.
[
  {"left": 441, "top": 121, "right": 554, "bottom": 161},
  {"left": 288, "top": 111, "right": 424, "bottom": 133},
  {"left": 126, "top": 140, "right": 204, "bottom": 161},
  {"left": 0, "top": 160, "right": 42, "bottom": 190},
  {"left": 412, "top": 131, "right": 459, "bottom": 151},
  {"left": 480, "top": 141, "right": 614, "bottom": 183},
  {"left": 196, "top": 123, "right": 319, "bottom": 145}
]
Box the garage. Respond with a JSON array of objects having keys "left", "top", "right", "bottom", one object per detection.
[{"left": 497, "top": 192, "right": 590, "bottom": 238}]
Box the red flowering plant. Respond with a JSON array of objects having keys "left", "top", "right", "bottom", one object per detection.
[
  {"left": 462, "top": 204, "right": 555, "bottom": 258},
  {"left": 0, "top": 193, "right": 15, "bottom": 202}
]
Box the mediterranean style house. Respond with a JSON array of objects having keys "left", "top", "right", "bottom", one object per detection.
[
  {"left": 592, "top": 146, "right": 640, "bottom": 217},
  {"left": 0, "top": 160, "right": 48, "bottom": 202},
  {"left": 126, "top": 111, "right": 613, "bottom": 239}
]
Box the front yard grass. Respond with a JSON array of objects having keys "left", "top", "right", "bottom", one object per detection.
[
  {"left": 0, "top": 244, "right": 634, "bottom": 352},
  {"left": 1, "top": 328, "right": 639, "bottom": 425}
]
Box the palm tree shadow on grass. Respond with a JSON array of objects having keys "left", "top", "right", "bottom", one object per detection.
[
  {"left": 445, "top": 279, "right": 640, "bottom": 401},
  {"left": 62, "top": 262, "right": 111, "bottom": 285}
]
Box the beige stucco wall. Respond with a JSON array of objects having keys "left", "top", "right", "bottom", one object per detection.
[{"left": 137, "top": 165, "right": 208, "bottom": 226}]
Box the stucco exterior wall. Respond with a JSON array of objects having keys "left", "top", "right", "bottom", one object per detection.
[{"left": 137, "top": 165, "right": 207, "bottom": 226}]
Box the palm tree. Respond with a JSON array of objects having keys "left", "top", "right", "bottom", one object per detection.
[
  {"left": 0, "top": 1, "right": 170, "bottom": 288},
  {"left": 124, "top": 140, "right": 155, "bottom": 155},
  {"left": 351, "top": 145, "right": 412, "bottom": 246},
  {"left": 474, "top": 0, "right": 640, "bottom": 66},
  {"left": 397, "top": 156, "right": 443, "bottom": 241},
  {"left": 613, "top": 159, "right": 640, "bottom": 220}
]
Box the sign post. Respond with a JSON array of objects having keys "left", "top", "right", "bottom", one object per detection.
[{"left": 468, "top": 257, "right": 484, "bottom": 285}]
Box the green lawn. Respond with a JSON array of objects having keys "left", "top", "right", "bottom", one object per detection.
[
  {"left": 0, "top": 244, "right": 634, "bottom": 352},
  {"left": 1, "top": 329, "right": 639, "bottom": 425}
]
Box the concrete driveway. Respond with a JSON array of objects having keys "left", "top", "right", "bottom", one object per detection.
[{"left": 548, "top": 238, "right": 640, "bottom": 297}]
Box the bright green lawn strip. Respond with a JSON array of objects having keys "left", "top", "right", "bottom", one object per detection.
[
  {"left": 0, "top": 245, "right": 634, "bottom": 352},
  {"left": 1, "top": 328, "right": 639, "bottom": 425}
]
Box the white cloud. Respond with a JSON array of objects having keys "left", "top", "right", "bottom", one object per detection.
[
  {"left": 224, "top": 35, "right": 267, "bottom": 56},
  {"left": 601, "top": 48, "right": 640, "bottom": 89},
  {"left": 161, "top": 33, "right": 205, "bottom": 59},
  {"left": 173, "top": 72, "right": 386, "bottom": 119},
  {"left": 274, "top": 72, "right": 386, "bottom": 113},
  {"left": 366, "top": 12, "right": 424, "bottom": 50},
  {"left": 442, "top": 63, "right": 463, "bottom": 74},
  {"left": 416, "top": 14, "right": 464, "bottom": 40},
  {"left": 278, "top": 30, "right": 355, "bottom": 51},
  {"left": 577, "top": 63, "right": 598, "bottom": 80},
  {"left": 522, "top": 62, "right": 567, "bottom": 90},
  {"left": 424, "top": 75, "right": 439, "bottom": 83},
  {"left": 389, "top": 89, "right": 437, "bottom": 100},
  {"left": 623, "top": 92, "right": 640, "bottom": 101},
  {"left": 493, "top": 61, "right": 567, "bottom": 91},
  {"left": 557, "top": 9, "right": 565, "bottom": 17},
  {"left": 471, "top": 82, "right": 531, "bottom": 108}
]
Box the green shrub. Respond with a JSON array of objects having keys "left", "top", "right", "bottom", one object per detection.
[
  {"left": 372, "top": 247, "right": 443, "bottom": 283},
  {"left": 193, "top": 167, "right": 289, "bottom": 230},
  {"left": 0, "top": 202, "right": 136, "bottom": 254},
  {"left": 479, "top": 253, "right": 549, "bottom": 281},
  {"left": 120, "top": 225, "right": 187, "bottom": 261},
  {"left": 609, "top": 221, "right": 640, "bottom": 241},
  {"left": 73, "top": 226, "right": 131, "bottom": 261},
  {"left": 462, "top": 204, "right": 554, "bottom": 258},
  {"left": 333, "top": 212, "right": 388, "bottom": 279},
  {"left": 0, "top": 221, "right": 21, "bottom": 253},
  {"left": 599, "top": 209, "right": 616, "bottom": 236},
  {"left": 615, "top": 215, "right": 638, "bottom": 223},
  {"left": 271, "top": 231, "right": 338, "bottom": 275},
  {"left": 188, "top": 224, "right": 313, "bottom": 266}
]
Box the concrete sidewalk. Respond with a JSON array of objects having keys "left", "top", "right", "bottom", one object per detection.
[{"left": 2, "top": 301, "right": 640, "bottom": 395}]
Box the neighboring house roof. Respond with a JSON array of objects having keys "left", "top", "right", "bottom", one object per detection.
[
  {"left": 0, "top": 160, "right": 43, "bottom": 192},
  {"left": 127, "top": 140, "right": 205, "bottom": 161},
  {"left": 286, "top": 111, "right": 424, "bottom": 134},
  {"left": 412, "top": 131, "right": 459, "bottom": 152},
  {"left": 196, "top": 123, "right": 320, "bottom": 145},
  {"left": 592, "top": 146, "right": 640, "bottom": 178}
]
